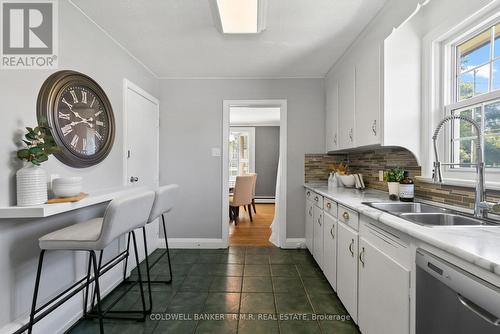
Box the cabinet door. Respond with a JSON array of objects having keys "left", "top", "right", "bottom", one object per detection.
[
  {"left": 323, "top": 213, "right": 337, "bottom": 290},
  {"left": 305, "top": 200, "right": 314, "bottom": 252},
  {"left": 326, "top": 76, "right": 339, "bottom": 152},
  {"left": 355, "top": 42, "right": 381, "bottom": 147},
  {"left": 313, "top": 206, "right": 324, "bottom": 269},
  {"left": 337, "top": 222, "right": 358, "bottom": 323},
  {"left": 338, "top": 65, "right": 355, "bottom": 149},
  {"left": 358, "top": 238, "right": 410, "bottom": 334}
]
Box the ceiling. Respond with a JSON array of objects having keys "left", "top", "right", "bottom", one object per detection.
[
  {"left": 70, "top": 0, "right": 387, "bottom": 78},
  {"left": 230, "top": 107, "right": 280, "bottom": 126}
]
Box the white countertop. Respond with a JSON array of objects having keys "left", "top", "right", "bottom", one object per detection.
[
  {"left": 0, "top": 187, "right": 145, "bottom": 219},
  {"left": 305, "top": 184, "right": 500, "bottom": 277}
]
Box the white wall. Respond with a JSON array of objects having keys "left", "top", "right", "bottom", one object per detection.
[
  {"left": 159, "top": 78, "right": 325, "bottom": 240},
  {"left": 0, "top": 1, "right": 157, "bottom": 332}
]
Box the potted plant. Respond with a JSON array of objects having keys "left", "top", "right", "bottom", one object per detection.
[
  {"left": 16, "top": 123, "right": 61, "bottom": 206},
  {"left": 384, "top": 167, "right": 404, "bottom": 200}
]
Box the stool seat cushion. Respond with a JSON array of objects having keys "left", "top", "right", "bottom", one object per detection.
[{"left": 39, "top": 218, "right": 104, "bottom": 250}]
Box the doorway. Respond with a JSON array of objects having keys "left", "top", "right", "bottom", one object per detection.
[{"left": 222, "top": 100, "right": 287, "bottom": 248}]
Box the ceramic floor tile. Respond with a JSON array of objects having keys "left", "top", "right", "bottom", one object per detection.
[
  {"left": 166, "top": 292, "right": 208, "bottom": 313},
  {"left": 203, "top": 292, "right": 241, "bottom": 313},
  {"left": 194, "top": 316, "right": 238, "bottom": 334},
  {"left": 212, "top": 264, "right": 244, "bottom": 276},
  {"left": 243, "top": 264, "right": 271, "bottom": 276},
  {"left": 245, "top": 254, "right": 270, "bottom": 264},
  {"left": 279, "top": 320, "right": 322, "bottom": 334},
  {"left": 240, "top": 293, "right": 275, "bottom": 314},
  {"left": 272, "top": 277, "right": 305, "bottom": 295},
  {"left": 303, "top": 277, "right": 334, "bottom": 295},
  {"left": 319, "top": 319, "right": 361, "bottom": 334},
  {"left": 180, "top": 275, "right": 214, "bottom": 292},
  {"left": 209, "top": 276, "right": 243, "bottom": 292},
  {"left": 275, "top": 293, "right": 314, "bottom": 314},
  {"left": 242, "top": 276, "right": 273, "bottom": 292},
  {"left": 152, "top": 319, "right": 198, "bottom": 334},
  {"left": 308, "top": 293, "right": 346, "bottom": 315},
  {"left": 238, "top": 317, "right": 279, "bottom": 334},
  {"left": 271, "top": 264, "right": 299, "bottom": 277}
]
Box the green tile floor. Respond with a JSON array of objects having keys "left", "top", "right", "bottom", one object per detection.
[{"left": 67, "top": 247, "right": 360, "bottom": 334}]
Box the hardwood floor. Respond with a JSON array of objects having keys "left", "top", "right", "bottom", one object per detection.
[{"left": 229, "top": 203, "right": 274, "bottom": 246}]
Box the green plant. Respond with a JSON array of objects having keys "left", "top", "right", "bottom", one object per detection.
[
  {"left": 17, "top": 122, "right": 61, "bottom": 166},
  {"left": 384, "top": 167, "right": 404, "bottom": 183}
]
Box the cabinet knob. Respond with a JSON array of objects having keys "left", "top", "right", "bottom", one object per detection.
[
  {"left": 342, "top": 211, "right": 350, "bottom": 220},
  {"left": 348, "top": 239, "right": 355, "bottom": 257},
  {"left": 372, "top": 120, "right": 377, "bottom": 136},
  {"left": 359, "top": 246, "right": 366, "bottom": 267},
  {"left": 314, "top": 196, "right": 319, "bottom": 202},
  {"left": 326, "top": 202, "right": 331, "bottom": 209}
]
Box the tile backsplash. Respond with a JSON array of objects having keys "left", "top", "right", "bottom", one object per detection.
[{"left": 305, "top": 146, "right": 500, "bottom": 209}]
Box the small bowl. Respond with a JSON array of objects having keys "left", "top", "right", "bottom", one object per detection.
[
  {"left": 338, "top": 174, "right": 355, "bottom": 188},
  {"left": 52, "top": 177, "right": 83, "bottom": 197}
]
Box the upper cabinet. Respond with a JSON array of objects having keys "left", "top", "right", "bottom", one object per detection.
[{"left": 325, "top": 0, "right": 423, "bottom": 163}]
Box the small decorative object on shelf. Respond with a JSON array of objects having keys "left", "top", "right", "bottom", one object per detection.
[
  {"left": 16, "top": 123, "right": 61, "bottom": 206},
  {"left": 384, "top": 167, "right": 404, "bottom": 201}
]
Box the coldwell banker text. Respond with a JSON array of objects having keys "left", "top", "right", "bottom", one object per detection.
[{"left": 1, "top": 0, "right": 58, "bottom": 69}]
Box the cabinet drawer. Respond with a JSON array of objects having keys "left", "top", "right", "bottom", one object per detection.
[
  {"left": 338, "top": 205, "right": 359, "bottom": 231},
  {"left": 312, "top": 193, "right": 323, "bottom": 209},
  {"left": 323, "top": 198, "right": 337, "bottom": 217},
  {"left": 305, "top": 189, "right": 313, "bottom": 201}
]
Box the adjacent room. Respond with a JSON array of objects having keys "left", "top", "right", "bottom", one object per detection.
[{"left": 1, "top": 0, "right": 500, "bottom": 334}]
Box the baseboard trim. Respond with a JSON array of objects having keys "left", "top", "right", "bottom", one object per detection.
[
  {"left": 282, "top": 238, "right": 306, "bottom": 249},
  {"left": 159, "top": 238, "right": 227, "bottom": 249},
  {"left": 254, "top": 198, "right": 275, "bottom": 204}
]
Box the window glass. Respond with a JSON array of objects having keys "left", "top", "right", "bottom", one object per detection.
[{"left": 458, "top": 29, "right": 491, "bottom": 72}]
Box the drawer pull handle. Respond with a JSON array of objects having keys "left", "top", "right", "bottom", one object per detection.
[
  {"left": 308, "top": 207, "right": 312, "bottom": 217},
  {"left": 307, "top": 191, "right": 310, "bottom": 196},
  {"left": 318, "top": 217, "right": 322, "bottom": 226},
  {"left": 326, "top": 202, "right": 331, "bottom": 209},
  {"left": 359, "top": 247, "right": 365, "bottom": 267},
  {"left": 372, "top": 120, "right": 377, "bottom": 136},
  {"left": 348, "top": 239, "right": 354, "bottom": 257},
  {"left": 343, "top": 212, "right": 350, "bottom": 220},
  {"left": 314, "top": 196, "right": 319, "bottom": 202},
  {"left": 330, "top": 226, "right": 335, "bottom": 239}
]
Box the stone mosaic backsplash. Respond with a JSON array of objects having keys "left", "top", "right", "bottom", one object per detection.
[{"left": 305, "top": 147, "right": 500, "bottom": 209}]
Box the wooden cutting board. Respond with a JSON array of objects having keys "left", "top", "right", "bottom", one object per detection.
[{"left": 47, "top": 192, "right": 88, "bottom": 204}]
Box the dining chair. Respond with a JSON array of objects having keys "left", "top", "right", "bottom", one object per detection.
[
  {"left": 229, "top": 175, "right": 254, "bottom": 224},
  {"left": 248, "top": 173, "right": 257, "bottom": 214}
]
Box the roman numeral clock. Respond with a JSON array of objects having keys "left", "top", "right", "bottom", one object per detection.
[{"left": 37, "top": 70, "right": 115, "bottom": 167}]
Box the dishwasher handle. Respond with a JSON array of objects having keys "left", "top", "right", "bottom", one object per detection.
[{"left": 458, "top": 294, "right": 500, "bottom": 326}]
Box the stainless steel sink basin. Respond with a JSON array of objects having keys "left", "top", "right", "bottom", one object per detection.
[
  {"left": 364, "top": 202, "right": 450, "bottom": 214},
  {"left": 363, "top": 201, "right": 499, "bottom": 227},
  {"left": 399, "top": 213, "right": 493, "bottom": 226}
]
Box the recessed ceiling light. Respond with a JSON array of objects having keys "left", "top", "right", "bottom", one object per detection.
[{"left": 209, "top": 0, "right": 267, "bottom": 34}]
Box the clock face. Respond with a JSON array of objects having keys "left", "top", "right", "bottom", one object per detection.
[
  {"left": 55, "top": 85, "right": 110, "bottom": 157},
  {"left": 37, "top": 71, "right": 115, "bottom": 168}
]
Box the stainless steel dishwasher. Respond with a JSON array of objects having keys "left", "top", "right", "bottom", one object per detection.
[{"left": 416, "top": 249, "right": 500, "bottom": 334}]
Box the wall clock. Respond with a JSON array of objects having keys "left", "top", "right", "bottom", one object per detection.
[{"left": 37, "top": 70, "right": 115, "bottom": 168}]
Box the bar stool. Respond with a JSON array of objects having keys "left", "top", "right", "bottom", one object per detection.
[
  {"left": 121, "top": 184, "right": 179, "bottom": 312},
  {"left": 26, "top": 190, "right": 155, "bottom": 334}
]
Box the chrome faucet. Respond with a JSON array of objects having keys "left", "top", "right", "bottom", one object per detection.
[{"left": 432, "top": 115, "right": 489, "bottom": 218}]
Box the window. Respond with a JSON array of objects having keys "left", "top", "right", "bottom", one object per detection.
[
  {"left": 448, "top": 21, "right": 500, "bottom": 170},
  {"left": 228, "top": 127, "right": 255, "bottom": 186}
]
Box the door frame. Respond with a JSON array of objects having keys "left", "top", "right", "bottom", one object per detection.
[
  {"left": 122, "top": 78, "right": 160, "bottom": 187},
  {"left": 222, "top": 99, "right": 287, "bottom": 248}
]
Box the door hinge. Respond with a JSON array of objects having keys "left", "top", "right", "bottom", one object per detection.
[{"left": 127, "top": 150, "right": 131, "bottom": 158}]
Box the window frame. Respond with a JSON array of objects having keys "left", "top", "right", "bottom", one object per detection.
[
  {"left": 228, "top": 126, "right": 255, "bottom": 185},
  {"left": 443, "top": 17, "right": 500, "bottom": 177}
]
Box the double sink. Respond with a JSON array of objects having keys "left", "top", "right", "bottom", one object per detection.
[{"left": 363, "top": 202, "right": 498, "bottom": 227}]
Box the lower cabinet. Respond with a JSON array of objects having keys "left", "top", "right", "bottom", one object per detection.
[
  {"left": 305, "top": 199, "right": 314, "bottom": 251},
  {"left": 337, "top": 221, "right": 359, "bottom": 323},
  {"left": 313, "top": 205, "right": 324, "bottom": 268},
  {"left": 323, "top": 212, "right": 337, "bottom": 290},
  {"left": 358, "top": 224, "right": 411, "bottom": 334}
]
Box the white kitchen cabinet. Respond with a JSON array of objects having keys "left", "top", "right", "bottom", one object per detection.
[
  {"left": 325, "top": 75, "right": 339, "bottom": 152},
  {"left": 305, "top": 191, "right": 314, "bottom": 252},
  {"left": 338, "top": 65, "right": 355, "bottom": 149},
  {"left": 355, "top": 41, "right": 381, "bottom": 147},
  {"left": 337, "top": 221, "right": 358, "bottom": 323},
  {"left": 358, "top": 238, "right": 410, "bottom": 334},
  {"left": 313, "top": 205, "right": 324, "bottom": 269},
  {"left": 323, "top": 212, "right": 337, "bottom": 290}
]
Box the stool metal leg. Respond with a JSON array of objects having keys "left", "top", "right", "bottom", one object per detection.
[
  {"left": 131, "top": 230, "right": 147, "bottom": 321},
  {"left": 141, "top": 226, "right": 153, "bottom": 312},
  {"left": 83, "top": 253, "right": 92, "bottom": 317},
  {"left": 28, "top": 250, "right": 45, "bottom": 334},
  {"left": 89, "top": 250, "right": 104, "bottom": 334},
  {"left": 161, "top": 214, "right": 173, "bottom": 284},
  {"left": 122, "top": 232, "right": 131, "bottom": 281}
]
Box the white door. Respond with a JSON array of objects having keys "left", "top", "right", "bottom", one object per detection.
[
  {"left": 323, "top": 212, "right": 337, "bottom": 290},
  {"left": 313, "top": 205, "right": 324, "bottom": 269},
  {"left": 337, "top": 221, "right": 358, "bottom": 323},
  {"left": 358, "top": 238, "right": 410, "bottom": 334},
  {"left": 123, "top": 80, "right": 159, "bottom": 273},
  {"left": 305, "top": 199, "right": 314, "bottom": 252},
  {"left": 355, "top": 41, "right": 381, "bottom": 147},
  {"left": 325, "top": 75, "right": 339, "bottom": 152},
  {"left": 338, "top": 65, "right": 355, "bottom": 149}
]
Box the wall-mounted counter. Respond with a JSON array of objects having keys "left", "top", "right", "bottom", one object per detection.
[{"left": 0, "top": 187, "right": 144, "bottom": 219}]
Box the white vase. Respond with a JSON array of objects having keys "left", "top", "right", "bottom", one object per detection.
[
  {"left": 387, "top": 182, "right": 400, "bottom": 198},
  {"left": 16, "top": 163, "right": 48, "bottom": 206}
]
